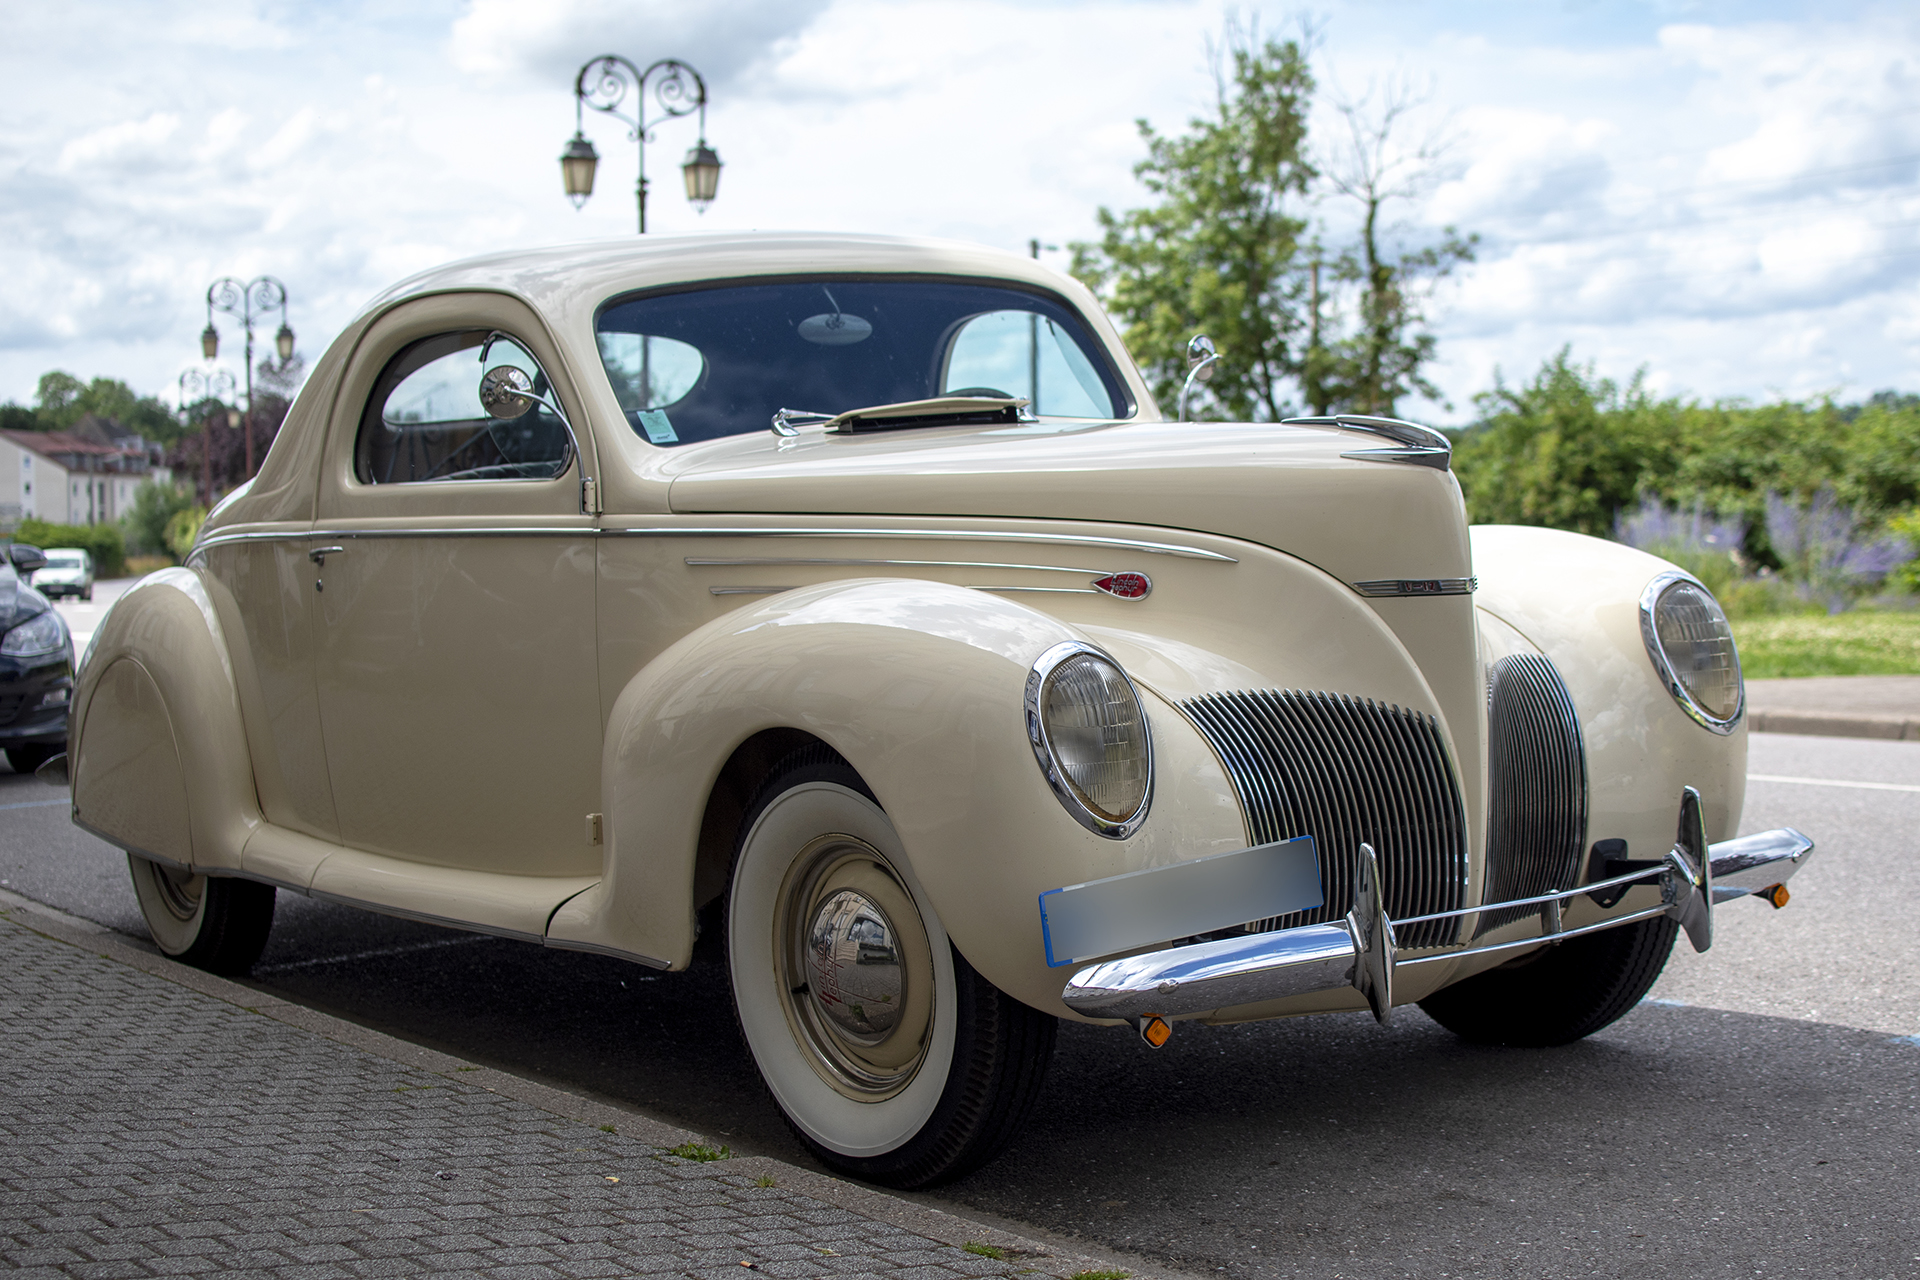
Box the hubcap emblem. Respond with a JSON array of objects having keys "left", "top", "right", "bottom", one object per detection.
[{"left": 804, "top": 889, "right": 903, "bottom": 1044}]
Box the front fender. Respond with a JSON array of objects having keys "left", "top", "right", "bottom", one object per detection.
[
  {"left": 70, "top": 569, "right": 261, "bottom": 870},
  {"left": 1470, "top": 525, "right": 1746, "bottom": 851},
  {"left": 549, "top": 577, "right": 1249, "bottom": 1015}
]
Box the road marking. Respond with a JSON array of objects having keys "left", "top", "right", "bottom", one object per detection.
[
  {"left": 1748, "top": 773, "right": 1920, "bottom": 794},
  {"left": 254, "top": 933, "right": 497, "bottom": 974},
  {"left": 0, "top": 798, "right": 69, "bottom": 811}
]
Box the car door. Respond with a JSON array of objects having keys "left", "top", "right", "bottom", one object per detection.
[{"left": 311, "top": 293, "right": 603, "bottom": 878}]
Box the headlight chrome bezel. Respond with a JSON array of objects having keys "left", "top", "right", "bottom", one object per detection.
[
  {"left": 1024, "top": 641, "right": 1154, "bottom": 839},
  {"left": 1639, "top": 570, "right": 1744, "bottom": 735}
]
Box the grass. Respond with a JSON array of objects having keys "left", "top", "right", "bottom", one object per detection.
[
  {"left": 752, "top": 1174, "right": 777, "bottom": 1188},
  {"left": 962, "top": 1243, "right": 1007, "bottom": 1260},
  {"left": 1733, "top": 611, "right": 1920, "bottom": 678},
  {"left": 665, "top": 1141, "right": 732, "bottom": 1162},
  {"left": 1068, "top": 1270, "right": 1130, "bottom": 1280},
  {"left": 122, "top": 554, "right": 174, "bottom": 577}
]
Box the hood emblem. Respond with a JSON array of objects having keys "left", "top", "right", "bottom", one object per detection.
[{"left": 1092, "top": 572, "right": 1152, "bottom": 601}]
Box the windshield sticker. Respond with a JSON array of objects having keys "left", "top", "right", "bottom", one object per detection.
[{"left": 637, "top": 409, "right": 679, "bottom": 444}]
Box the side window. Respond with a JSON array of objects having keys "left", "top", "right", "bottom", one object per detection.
[
  {"left": 355, "top": 331, "right": 573, "bottom": 485},
  {"left": 942, "top": 309, "right": 1115, "bottom": 419}
]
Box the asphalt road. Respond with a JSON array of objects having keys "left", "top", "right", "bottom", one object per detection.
[{"left": 2, "top": 726, "right": 1915, "bottom": 1280}]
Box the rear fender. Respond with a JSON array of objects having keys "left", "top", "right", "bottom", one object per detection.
[{"left": 71, "top": 569, "right": 261, "bottom": 870}]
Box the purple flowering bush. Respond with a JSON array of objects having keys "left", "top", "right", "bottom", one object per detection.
[
  {"left": 1614, "top": 498, "right": 1745, "bottom": 595},
  {"left": 1763, "top": 488, "right": 1913, "bottom": 614}
]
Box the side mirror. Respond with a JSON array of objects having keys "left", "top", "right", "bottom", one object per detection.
[
  {"left": 8, "top": 544, "right": 47, "bottom": 575},
  {"left": 479, "top": 366, "right": 537, "bottom": 420},
  {"left": 1179, "top": 334, "right": 1220, "bottom": 422}
]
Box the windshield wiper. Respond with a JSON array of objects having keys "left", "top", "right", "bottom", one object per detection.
[{"left": 769, "top": 396, "right": 1030, "bottom": 438}]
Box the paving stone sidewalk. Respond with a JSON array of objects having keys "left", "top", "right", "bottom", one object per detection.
[{"left": 0, "top": 910, "right": 1120, "bottom": 1280}]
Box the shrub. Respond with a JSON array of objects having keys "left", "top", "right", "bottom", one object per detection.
[
  {"left": 12, "top": 518, "right": 125, "bottom": 578},
  {"left": 123, "top": 479, "right": 197, "bottom": 558},
  {"left": 163, "top": 507, "right": 208, "bottom": 562},
  {"left": 1763, "top": 487, "right": 1910, "bottom": 613},
  {"left": 1614, "top": 498, "right": 1744, "bottom": 596}
]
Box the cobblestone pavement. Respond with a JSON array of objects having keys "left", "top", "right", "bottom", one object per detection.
[{"left": 0, "top": 911, "right": 1113, "bottom": 1280}]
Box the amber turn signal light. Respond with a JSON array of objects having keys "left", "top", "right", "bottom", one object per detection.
[
  {"left": 1136, "top": 1015, "right": 1172, "bottom": 1048},
  {"left": 1760, "top": 884, "right": 1791, "bottom": 909}
]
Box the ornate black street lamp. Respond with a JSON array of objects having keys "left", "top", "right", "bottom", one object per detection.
[
  {"left": 561, "top": 54, "right": 722, "bottom": 233},
  {"left": 202, "top": 276, "right": 294, "bottom": 479},
  {"left": 177, "top": 367, "right": 239, "bottom": 506}
]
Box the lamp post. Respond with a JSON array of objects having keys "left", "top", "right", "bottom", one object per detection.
[
  {"left": 176, "top": 367, "right": 238, "bottom": 506},
  {"left": 561, "top": 54, "right": 722, "bottom": 233},
  {"left": 201, "top": 276, "right": 294, "bottom": 479}
]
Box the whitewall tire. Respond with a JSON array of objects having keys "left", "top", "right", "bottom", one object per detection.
[
  {"left": 127, "top": 855, "right": 277, "bottom": 975},
  {"left": 726, "top": 746, "right": 1056, "bottom": 1188}
]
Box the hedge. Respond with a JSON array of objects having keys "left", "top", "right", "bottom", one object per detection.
[{"left": 10, "top": 518, "right": 126, "bottom": 578}]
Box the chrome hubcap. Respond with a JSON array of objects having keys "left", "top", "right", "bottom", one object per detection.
[
  {"left": 804, "top": 889, "right": 904, "bottom": 1045},
  {"left": 778, "top": 835, "right": 934, "bottom": 1101},
  {"left": 152, "top": 864, "right": 204, "bottom": 922}
]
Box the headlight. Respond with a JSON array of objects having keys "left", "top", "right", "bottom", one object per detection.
[
  {"left": 1025, "top": 642, "right": 1153, "bottom": 837},
  {"left": 0, "top": 609, "right": 66, "bottom": 658},
  {"left": 1640, "top": 571, "right": 1743, "bottom": 733}
]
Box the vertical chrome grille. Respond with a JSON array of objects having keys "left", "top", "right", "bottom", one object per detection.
[
  {"left": 1477, "top": 653, "right": 1587, "bottom": 936},
  {"left": 1178, "top": 690, "right": 1468, "bottom": 949}
]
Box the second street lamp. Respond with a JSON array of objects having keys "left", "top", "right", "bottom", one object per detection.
[
  {"left": 562, "top": 54, "right": 722, "bottom": 233},
  {"left": 177, "top": 366, "right": 237, "bottom": 507},
  {"left": 203, "top": 276, "right": 294, "bottom": 480}
]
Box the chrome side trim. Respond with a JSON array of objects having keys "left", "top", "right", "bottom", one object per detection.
[
  {"left": 972, "top": 586, "right": 1100, "bottom": 596},
  {"left": 1352, "top": 577, "right": 1476, "bottom": 597},
  {"left": 710, "top": 586, "right": 790, "bottom": 595},
  {"left": 1060, "top": 819, "right": 1815, "bottom": 1021},
  {"left": 198, "top": 525, "right": 1240, "bottom": 563},
  {"left": 542, "top": 935, "right": 673, "bottom": 970},
  {"left": 687, "top": 556, "right": 1105, "bottom": 574},
  {"left": 1640, "top": 569, "right": 1745, "bottom": 735},
  {"left": 613, "top": 527, "right": 1238, "bottom": 562}
]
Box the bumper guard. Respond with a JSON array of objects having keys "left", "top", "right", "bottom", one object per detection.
[{"left": 1062, "top": 787, "right": 1814, "bottom": 1025}]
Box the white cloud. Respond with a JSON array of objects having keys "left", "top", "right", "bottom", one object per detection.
[
  {"left": 57, "top": 113, "right": 181, "bottom": 172},
  {"left": 449, "top": 0, "right": 832, "bottom": 88}
]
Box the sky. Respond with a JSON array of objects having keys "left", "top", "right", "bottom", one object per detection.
[{"left": 1, "top": 0, "right": 1916, "bottom": 425}]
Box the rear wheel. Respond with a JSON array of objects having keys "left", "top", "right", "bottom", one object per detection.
[
  {"left": 726, "top": 747, "right": 1056, "bottom": 1188},
  {"left": 127, "top": 855, "right": 276, "bottom": 975},
  {"left": 1418, "top": 915, "right": 1678, "bottom": 1047}
]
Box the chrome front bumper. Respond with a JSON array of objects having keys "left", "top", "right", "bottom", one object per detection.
[{"left": 1062, "top": 788, "right": 1814, "bottom": 1024}]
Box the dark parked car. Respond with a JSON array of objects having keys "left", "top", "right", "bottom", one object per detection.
[{"left": 0, "top": 544, "right": 72, "bottom": 774}]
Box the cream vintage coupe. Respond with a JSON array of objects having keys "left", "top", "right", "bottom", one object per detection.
[{"left": 60, "top": 233, "right": 1812, "bottom": 1187}]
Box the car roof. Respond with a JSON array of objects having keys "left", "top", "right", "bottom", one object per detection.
[{"left": 357, "top": 231, "right": 1091, "bottom": 328}]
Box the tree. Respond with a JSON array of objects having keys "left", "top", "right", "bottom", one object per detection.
[
  {"left": 1072, "top": 25, "right": 1316, "bottom": 421},
  {"left": 1306, "top": 82, "right": 1477, "bottom": 416},
  {"left": 31, "top": 369, "right": 181, "bottom": 442}
]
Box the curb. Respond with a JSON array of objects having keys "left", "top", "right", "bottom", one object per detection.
[
  {"left": 1749, "top": 709, "right": 1920, "bottom": 740},
  {"left": 0, "top": 885, "right": 1194, "bottom": 1280}
]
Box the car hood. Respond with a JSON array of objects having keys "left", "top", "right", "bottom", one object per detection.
[{"left": 660, "top": 418, "right": 1471, "bottom": 586}]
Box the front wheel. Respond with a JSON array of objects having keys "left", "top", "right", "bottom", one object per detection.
[
  {"left": 127, "top": 855, "right": 276, "bottom": 975},
  {"left": 726, "top": 748, "right": 1056, "bottom": 1188},
  {"left": 1418, "top": 914, "right": 1678, "bottom": 1047}
]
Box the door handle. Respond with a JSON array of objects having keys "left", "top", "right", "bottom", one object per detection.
[{"left": 309, "top": 546, "right": 345, "bottom": 565}]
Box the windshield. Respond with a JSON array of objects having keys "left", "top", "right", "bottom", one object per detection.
[
  {"left": 594, "top": 277, "right": 1134, "bottom": 446},
  {"left": 45, "top": 551, "right": 82, "bottom": 567}
]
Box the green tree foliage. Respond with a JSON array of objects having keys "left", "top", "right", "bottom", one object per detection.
[
  {"left": 13, "top": 518, "right": 125, "bottom": 578},
  {"left": 1451, "top": 348, "right": 1920, "bottom": 563},
  {"left": 123, "top": 479, "right": 198, "bottom": 558},
  {"left": 1072, "top": 28, "right": 1316, "bottom": 420},
  {"left": 30, "top": 370, "right": 181, "bottom": 443}
]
